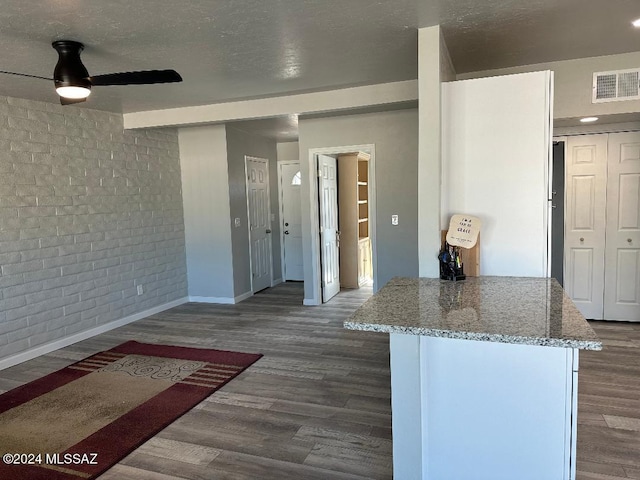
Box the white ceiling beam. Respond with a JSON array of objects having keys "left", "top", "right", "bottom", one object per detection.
[{"left": 123, "top": 80, "right": 418, "bottom": 129}]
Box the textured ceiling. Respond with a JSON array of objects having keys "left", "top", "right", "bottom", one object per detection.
[
  {"left": 439, "top": 0, "right": 640, "bottom": 73},
  {"left": 0, "top": 0, "right": 638, "bottom": 116}
]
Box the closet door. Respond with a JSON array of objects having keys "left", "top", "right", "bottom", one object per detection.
[
  {"left": 604, "top": 132, "right": 640, "bottom": 321},
  {"left": 565, "top": 135, "right": 608, "bottom": 320}
]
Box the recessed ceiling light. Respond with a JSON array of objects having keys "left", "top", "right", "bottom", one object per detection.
[
  {"left": 580, "top": 117, "right": 599, "bottom": 123},
  {"left": 633, "top": 18, "right": 640, "bottom": 27}
]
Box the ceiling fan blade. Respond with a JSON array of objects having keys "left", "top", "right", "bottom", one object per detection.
[
  {"left": 60, "top": 96, "right": 86, "bottom": 106},
  {"left": 0, "top": 70, "right": 51, "bottom": 81},
  {"left": 90, "top": 69, "right": 182, "bottom": 86}
]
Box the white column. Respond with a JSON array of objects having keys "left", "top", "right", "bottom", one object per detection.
[{"left": 178, "top": 125, "right": 235, "bottom": 301}]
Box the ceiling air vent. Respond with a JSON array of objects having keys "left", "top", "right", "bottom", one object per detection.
[{"left": 592, "top": 68, "right": 640, "bottom": 103}]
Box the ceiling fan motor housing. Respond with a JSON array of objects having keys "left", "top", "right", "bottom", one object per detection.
[{"left": 52, "top": 40, "right": 91, "bottom": 90}]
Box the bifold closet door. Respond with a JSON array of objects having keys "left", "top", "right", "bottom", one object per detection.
[
  {"left": 565, "top": 135, "right": 608, "bottom": 320},
  {"left": 604, "top": 132, "right": 640, "bottom": 321}
]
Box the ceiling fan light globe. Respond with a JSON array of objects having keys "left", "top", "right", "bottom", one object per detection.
[{"left": 56, "top": 86, "right": 91, "bottom": 99}]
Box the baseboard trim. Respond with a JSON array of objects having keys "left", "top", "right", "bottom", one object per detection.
[
  {"left": 303, "top": 298, "right": 320, "bottom": 306},
  {"left": 234, "top": 291, "right": 253, "bottom": 303},
  {"left": 189, "top": 296, "right": 235, "bottom": 304},
  {"left": 0, "top": 296, "right": 189, "bottom": 371},
  {"left": 189, "top": 291, "right": 253, "bottom": 304}
]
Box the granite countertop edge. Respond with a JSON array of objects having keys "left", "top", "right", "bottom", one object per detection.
[{"left": 343, "top": 321, "right": 603, "bottom": 351}]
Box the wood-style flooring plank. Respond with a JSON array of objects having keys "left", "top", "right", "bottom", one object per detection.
[
  {"left": 625, "top": 466, "right": 640, "bottom": 479},
  {"left": 99, "top": 463, "right": 189, "bottom": 480},
  {"left": 577, "top": 460, "right": 628, "bottom": 477},
  {"left": 135, "top": 438, "right": 222, "bottom": 466},
  {"left": 577, "top": 320, "right": 640, "bottom": 480}
]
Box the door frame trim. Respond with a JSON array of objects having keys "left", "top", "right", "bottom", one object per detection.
[
  {"left": 553, "top": 135, "right": 568, "bottom": 284},
  {"left": 306, "top": 144, "right": 377, "bottom": 305},
  {"left": 244, "top": 155, "right": 273, "bottom": 294},
  {"left": 278, "top": 160, "right": 301, "bottom": 281}
]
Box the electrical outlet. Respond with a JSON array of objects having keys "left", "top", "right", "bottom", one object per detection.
[
  {"left": 234, "top": 218, "right": 241, "bottom": 228},
  {"left": 137, "top": 285, "right": 144, "bottom": 296},
  {"left": 392, "top": 214, "right": 399, "bottom": 226}
]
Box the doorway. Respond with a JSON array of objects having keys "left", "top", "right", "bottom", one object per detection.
[
  {"left": 307, "top": 144, "right": 377, "bottom": 305},
  {"left": 278, "top": 161, "right": 304, "bottom": 281},
  {"left": 245, "top": 156, "right": 273, "bottom": 293},
  {"left": 337, "top": 152, "right": 372, "bottom": 289},
  {"left": 550, "top": 141, "right": 565, "bottom": 286},
  {"left": 561, "top": 132, "right": 640, "bottom": 321}
]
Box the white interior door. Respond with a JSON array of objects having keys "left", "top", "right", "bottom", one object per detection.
[
  {"left": 604, "top": 132, "right": 640, "bottom": 321},
  {"left": 246, "top": 156, "right": 272, "bottom": 293},
  {"left": 279, "top": 162, "right": 304, "bottom": 281},
  {"left": 318, "top": 154, "right": 340, "bottom": 302},
  {"left": 565, "top": 135, "right": 607, "bottom": 319}
]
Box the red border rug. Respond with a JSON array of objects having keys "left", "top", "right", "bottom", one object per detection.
[{"left": 0, "top": 341, "right": 262, "bottom": 480}]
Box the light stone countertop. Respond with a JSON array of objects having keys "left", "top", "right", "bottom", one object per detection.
[{"left": 344, "top": 276, "right": 602, "bottom": 351}]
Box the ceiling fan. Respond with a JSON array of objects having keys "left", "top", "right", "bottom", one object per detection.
[{"left": 0, "top": 40, "right": 182, "bottom": 105}]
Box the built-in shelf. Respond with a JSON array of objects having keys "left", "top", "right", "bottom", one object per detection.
[{"left": 338, "top": 151, "right": 372, "bottom": 288}]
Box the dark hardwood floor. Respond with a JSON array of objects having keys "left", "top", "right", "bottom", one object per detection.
[
  {"left": 0, "top": 283, "right": 392, "bottom": 480},
  {"left": 577, "top": 320, "right": 640, "bottom": 480},
  {"left": 0, "top": 282, "right": 638, "bottom": 479}
]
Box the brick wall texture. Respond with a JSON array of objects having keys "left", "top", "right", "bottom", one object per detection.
[{"left": 0, "top": 96, "right": 188, "bottom": 360}]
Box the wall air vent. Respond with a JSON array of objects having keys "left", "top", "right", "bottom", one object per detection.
[{"left": 592, "top": 68, "right": 640, "bottom": 103}]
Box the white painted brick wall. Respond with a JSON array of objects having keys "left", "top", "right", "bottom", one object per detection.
[{"left": 0, "top": 96, "right": 187, "bottom": 360}]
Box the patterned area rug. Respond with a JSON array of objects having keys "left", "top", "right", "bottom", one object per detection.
[{"left": 0, "top": 341, "right": 262, "bottom": 480}]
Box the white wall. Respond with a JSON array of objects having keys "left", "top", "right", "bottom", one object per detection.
[
  {"left": 441, "top": 71, "right": 552, "bottom": 277},
  {"left": 276, "top": 141, "right": 299, "bottom": 162},
  {"left": 458, "top": 51, "right": 640, "bottom": 120},
  {"left": 178, "top": 125, "right": 235, "bottom": 300}
]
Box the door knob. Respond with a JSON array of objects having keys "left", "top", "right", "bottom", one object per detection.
[
  {"left": 266, "top": 229, "right": 272, "bottom": 234},
  {"left": 285, "top": 222, "right": 289, "bottom": 226},
  {"left": 629, "top": 238, "right": 633, "bottom": 243},
  {"left": 580, "top": 237, "right": 584, "bottom": 242},
  {"left": 284, "top": 230, "right": 289, "bottom": 235}
]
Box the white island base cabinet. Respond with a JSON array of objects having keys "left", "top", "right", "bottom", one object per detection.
[
  {"left": 346, "top": 277, "right": 600, "bottom": 480},
  {"left": 390, "top": 333, "right": 579, "bottom": 480}
]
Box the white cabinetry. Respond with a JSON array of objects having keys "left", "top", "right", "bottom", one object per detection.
[{"left": 414, "top": 336, "right": 579, "bottom": 480}]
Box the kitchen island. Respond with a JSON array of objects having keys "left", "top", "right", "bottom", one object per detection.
[{"left": 345, "top": 276, "right": 601, "bottom": 480}]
